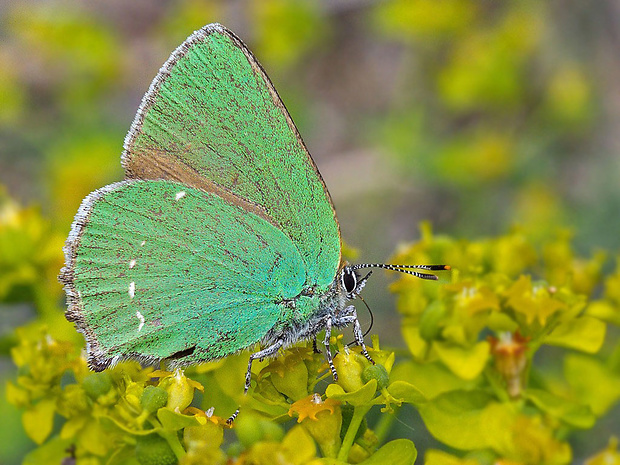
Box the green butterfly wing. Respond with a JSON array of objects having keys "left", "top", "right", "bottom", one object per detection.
[
  {"left": 122, "top": 23, "right": 341, "bottom": 292},
  {"left": 61, "top": 180, "right": 307, "bottom": 369}
]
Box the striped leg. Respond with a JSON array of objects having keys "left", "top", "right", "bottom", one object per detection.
[
  {"left": 312, "top": 336, "right": 321, "bottom": 354},
  {"left": 335, "top": 305, "right": 374, "bottom": 365},
  {"left": 352, "top": 310, "right": 374, "bottom": 365},
  {"left": 323, "top": 316, "right": 338, "bottom": 381},
  {"left": 227, "top": 339, "right": 283, "bottom": 425}
]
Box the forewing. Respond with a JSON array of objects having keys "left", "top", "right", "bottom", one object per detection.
[
  {"left": 60, "top": 180, "right": 305, "bottom": 370},
  {"left": 122, "top": 23, "right": 340, "bottom": 291}
]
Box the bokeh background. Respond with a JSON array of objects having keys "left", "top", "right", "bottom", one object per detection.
[{"left": 1, "top": 0, "right": 619, "bottom": 462}]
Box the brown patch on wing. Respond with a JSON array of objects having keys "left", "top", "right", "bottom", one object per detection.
[{"left": 124, "top": 147, "right": 276, "bottom": 227}]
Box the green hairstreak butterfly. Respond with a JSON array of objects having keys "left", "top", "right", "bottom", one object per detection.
[{"left": 59, "top": 23, "right": 448, "bottom": 421}]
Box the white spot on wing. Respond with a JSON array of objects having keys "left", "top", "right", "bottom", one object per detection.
[
  {"left": 128, "top": 281, "right": 135, "bottom": 299},
  {"left": 129, "top": 259, "right": 136, "bottom": 269},
  {"left": 136, "top": 310, "right": 145, "bottom": 332},
  {"left": 140, "top": 240, "right": 146, "bottom": 247},
  {"left": 175, "top": 191, "right": 186, "bottom": 201}
]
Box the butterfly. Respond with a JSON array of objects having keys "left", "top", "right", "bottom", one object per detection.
[{"left": 59, "top": 23, "right": 448, "bottom": 421}]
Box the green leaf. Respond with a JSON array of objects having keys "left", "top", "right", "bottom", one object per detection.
[
  {"left": 79, "top": 420, "right": 110, "bottom": 456},
  {"left": 525, "top": 389, "right": 595, "bottom": 428},
  {"left": 280, "top": 425, "right": 317, "bottom": 463},
  {"left": 402, "top": 326, "right": 429, "bottom": 359},
  {"left": 135, "top": 434, "right": 178, "bottom": 465},
  {"left": 359, "top": 439, "right": 417, "bottom": 465},
  {"left": 5, "top": 381, "right": 29, "bottom": 407},
  {"left": 23, "top": 436, "right": 73, "bottom": 465},
  {"left": 586, "top": 300, "right": 620, "bottom": 326},
  {"left": 486, "top": 312, "right": 519, "bottom": 333},
  {"left": 235, "top": 413, "right": 284, "bottom": 449},
  {"left": 417, "top": 390, "right": 515, "bottom": 454},
  {"left": 433, "top": 340, "right": 490, "bottom": 380},
  {"left": 60, "top": 416, "right": 87, "bottom": 440},
  {"left": 425, "top": 449, "right": 480, "bottom": 465},
  {"left": 157, "top": 407, "right": 203, "bottom": 431},
  {"left": 325, "top": 380, "right": 377, "bottom": 406},
  {"left": 386, "top": 381, "right": 427, "bottom": 406},
  {"left": 544, "top": 316, "right": 606, "bottom": 353},
  {"left": 308, "top": 459, "right": 348, "bottom": 465},
  {"left": 390, "top": 360, "right": 477, "bottom": 399},
  {"left": 564, "top": 354, "right": 620, "bottom": 416},
  {"left": 22, "top": 398, "right": 56, "bottom": 444}
]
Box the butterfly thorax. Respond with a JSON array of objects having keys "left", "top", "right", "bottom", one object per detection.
[{"left": 260, "top": 265, "right": 368, "bottom": 350}]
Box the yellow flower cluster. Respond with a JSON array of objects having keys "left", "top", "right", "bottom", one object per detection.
[
  {"left": 3, "top": 190, "right": 619, "bottom": 464},
  {"left": 389, "top": 224, "right": 620, "bottom": 463}
]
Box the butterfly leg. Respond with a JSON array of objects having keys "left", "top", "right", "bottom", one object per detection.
[
  {"left": 227, "top": 339, "right": 284, "bottom": 425},
  {"left": 335, "top": 306, "right": 375, "bottom": 365},
  {"left": 352, "top": 309, "right": 375, "bottom": 365},
  {"left": 323, "top": 316, "right": 338, "bottom": 381},
  {"left": 312, "top": 336, "right": 321, "bottom": 354}
]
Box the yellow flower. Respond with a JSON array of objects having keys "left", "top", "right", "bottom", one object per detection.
[
  {"left": 260, "top": 347, "right": 314, "bottom": 401},
  {"left": 185, "top": 406, "right": 229, "bottom": 427},
  {"left": 288, "top": 394, "right": 342, "bottom": 458},
  {"left": 504, "top": 275, "right": 566, "bottom": 326},
  {"left": 288, "top": 393, "right": 340, "bottom": 422},
  {"left": 152, "top": 369, "right": 204, "bottom": 412}
]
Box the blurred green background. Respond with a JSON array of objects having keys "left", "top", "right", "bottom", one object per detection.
[{"left": 1, "top": 0, "right": 619, "bottom": 462}]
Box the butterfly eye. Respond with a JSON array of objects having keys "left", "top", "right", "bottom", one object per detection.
[{"left": 342, "top": 269, "right": 357, "bottom": 294}]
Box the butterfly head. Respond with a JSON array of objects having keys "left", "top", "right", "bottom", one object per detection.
[
  {"left": 340, "top": 266, "right": 372, "bottom": 300},
  {"left": 340, "top": 262, "right": 451, "bottom": 300}
]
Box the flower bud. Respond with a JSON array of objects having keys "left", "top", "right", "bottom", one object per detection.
[
  {"left": 140, "top": 386, "right": 168, "bottom": 413},
  {"left": 361, "top": 364, "right": 389, "bottom": 391},
  {"left": 333, "top": 347, "right": 365, "bottom": 393},
  {"left": 159, "top": 369, "right": 202, "bottom": 412},
  {"left": 82, "top": 372, "right": 112, "bottom": 401}
]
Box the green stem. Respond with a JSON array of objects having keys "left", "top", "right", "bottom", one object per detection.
[
  {"left": 136, "top": 409, "right": 150, "bottom": 427},
  {"left": 159, "top": 430, "right": 186, "bottom": 460},
  {"left": 337, "top": 405, "right": 371, "bottom": 462}
]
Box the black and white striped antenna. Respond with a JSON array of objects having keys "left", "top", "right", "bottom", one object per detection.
[{"left": 351, "top": 263, "right": 451, "bottom": 281}]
